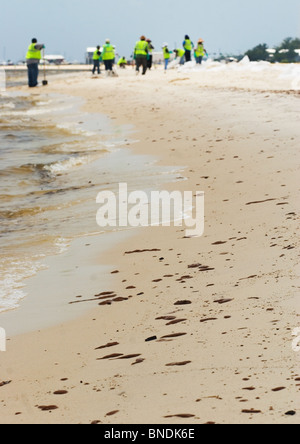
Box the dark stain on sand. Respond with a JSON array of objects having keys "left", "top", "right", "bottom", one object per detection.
[
  {"left": 95, "top": 342, "right": 119, "bottom": 350},
  {"left": 166, "top": 361, "right": 192, "bottom": 367}
]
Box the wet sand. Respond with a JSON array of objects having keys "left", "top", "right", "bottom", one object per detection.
[{"left": 0, "top": 67, "right": 299, "bottom": 424}]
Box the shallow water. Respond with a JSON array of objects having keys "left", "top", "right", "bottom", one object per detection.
[{"left": 0, "top": 90, "right": 181, "bottom": 313}]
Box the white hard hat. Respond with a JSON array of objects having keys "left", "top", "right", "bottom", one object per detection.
[{"left": 162, "top": 42, "right": 168, "bottom": 48}]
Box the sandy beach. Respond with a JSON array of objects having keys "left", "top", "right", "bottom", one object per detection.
[{"left": 0, "top": 64, "right": 299, "bottom": 424}]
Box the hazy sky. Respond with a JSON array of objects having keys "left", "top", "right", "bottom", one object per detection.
[{"left": 0, "top": 0, "right": 299, "bottom": 61}]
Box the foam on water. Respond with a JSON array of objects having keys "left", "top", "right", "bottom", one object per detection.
[
  {"left": 43, "top": 153, "right": 97, "bottom": 174},
  {"left": 0, "top": 258, "right": 47, "bottom": 313}
]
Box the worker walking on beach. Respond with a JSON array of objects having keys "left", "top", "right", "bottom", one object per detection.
[
  {"left": 92, "top": 46, "right": 102, "bottom": 75},
  {"left": 147, "top": 39, "right": 155, "bottom": 70},
  {"left": 134, "top": 36, "right": 149, "bottom": 75},
  {"left": 183, "top": 35, "right": 194, "bottom": 63},
  {"left": 162, "top": 43, "right": 171, "bottom": 72},
  {"left": 102, "top": 39, "right": 115, "bottom": 76},
  {"left": 26, "top": 38, "right": 45, "bottom": 88},
  {"left": 194, "top": 39, "right": 207, "bottom": 64}
]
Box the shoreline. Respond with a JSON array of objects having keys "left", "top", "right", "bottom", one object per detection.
[
  {"left": 0, "top": 86, "right": 182, "bottom": 330},
  {"left": 0, "top": 68, "right": 299, "bottom": 424}
]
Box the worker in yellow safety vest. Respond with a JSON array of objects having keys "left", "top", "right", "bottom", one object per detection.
[
  {"left": 174, "top": 48, "right": 185, "bottom": 65},
  {"left": 183, "top": 35, "right": 194, "bottom": 63},
  {"left": 194, "top": 39, "right": 207, "bottom": 64},
  {"left": 134, "top": 36, "right": 149, "bottom": 75},
  {"left": 118, "top": 57, "right": 127, "bottom": 68},
  {"left": 26, "top": 38, "right": 45, "bottom": 87},
  {"left": 92, "top": 46, "right": 102, "bottom": 75},
  {"left": 162, "top": 44, "right": 172, "bottom": 71},
  {"left": 102, "top": 39, "right": 115, "bottom": 75},
  {"left": 146, "top": 39, "right": 155, "bottom": 70}
]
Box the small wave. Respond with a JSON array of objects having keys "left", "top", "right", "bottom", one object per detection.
[
  {"left": 0, "top": 259, "right": 47, "bottom": 313},
  {"left": 0, "top": 206, "right": 44, "bottom": 220},
  {"left": 55, "top": 237, "right": 70, "bottom": 254},
  {"left": 0, "top": 102, "right": 15, "bottom": 110},
  {"left": 43, "top": 154, "right": 95, "bottom": 174}
]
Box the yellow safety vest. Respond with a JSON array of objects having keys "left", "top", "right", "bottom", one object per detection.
[
  {"left": 102, "top": 44, "right": 115, "bottom": 61},
  {"left": 163, "top": 48, "right": 171, "bottom": 59},
  {"left": 195, "top": 44, "right": 205, "bottom": 57},
  {"left": 184, "top": 39, "right": 193, "bottom": 51},
  {"left": 135, "top": 41, "right": 149, "bottom": 56},
  {"left": 175, "top": 49, "right": 185, "bottom": 58},
  {"left": 26, "top": 43, "right": 42, "bottom": 60},
  {"left": 93, "top": 49, "right": 101, "bottom": 60}
]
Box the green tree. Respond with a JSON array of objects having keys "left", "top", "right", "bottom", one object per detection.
[
  {"left": 245, "top": 43, "right": 269, "bottom": 61},
  {"left": 274, "top": 37, "right": 300, "bottom": 63}
]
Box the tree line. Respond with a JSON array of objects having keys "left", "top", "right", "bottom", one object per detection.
[{"left": 245, "top": 37, "right": 300, "bottom": 63}]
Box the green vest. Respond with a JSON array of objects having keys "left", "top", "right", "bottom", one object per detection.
[
  {"left": 163, "top": 48, "right": 171, "bottom": 59},
  {"left": 176, "top": 49, "right": 185, "bottom": 58},
  {"left": 135, "top": 41, "right": 149, "bottom": 56},
  {"left": 102, "top": 44, "right": 115, "bottom": 61},
  {"left": 93, "top": 49, "right": 101, "bottom": 60},
  {"left": 26, "top": 43, "right": 42, "bottom": 60},
  {"left": 195, "top": 44, "right": 205, "bottom": 57},
  {"left": 184, "top": 39, "right": 193, "bottom": 51},
  {"left": 118, "top": 58, "right": 126, "bottom": 65}
]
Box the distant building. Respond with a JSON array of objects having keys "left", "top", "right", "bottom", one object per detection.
[
  {"left": 86, "top": 47, "right": 97, "bottom": 64},
  {"left": 43, "top": 55, "right": 65, "bottom": 65}
]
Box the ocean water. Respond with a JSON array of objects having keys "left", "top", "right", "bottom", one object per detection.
[{"left": 0, "top": 90, "right": 181, "bottom": 313}]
